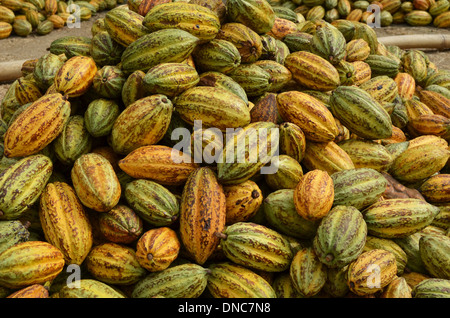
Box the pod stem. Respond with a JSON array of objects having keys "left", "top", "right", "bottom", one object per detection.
[{"left": 215, "top": 232, "right": 227, "bottom": 240}]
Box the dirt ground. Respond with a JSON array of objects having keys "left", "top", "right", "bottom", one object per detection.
[{"left": 1, "top": 11, "right": 450, "bottom": 102}]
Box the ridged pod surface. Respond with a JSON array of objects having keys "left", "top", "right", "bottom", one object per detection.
[
  {"left": 85, "top": 242, "right": 147, "bottom": 285},
  {"left": 293, "top": 169, "right": 334, "bottom": 221},
  {"left": 179, "top": 167, "right": 226, "bottom": 265},
  {"left": 14, "top": 77, "right": 42, "bottom": 106},
  {"left": 419, "top": 234, "right": 450, "bottom": 279},
  {"left": 360, "top": 75, "right": 399, "bottom": 104},
  {"left": 215, "top": 22, "right": 263, "bottom": 64},
  {"left": 110, "top": 94, "right": 173, "bottom": 155},
  {"left": 120, "top": 28, "right": 200, "bottom": 74},
  {"left": 118, "top": 145, "right": 199, "bottom": 186},
  {"left": 394, "top": 72, "right": 416, "bottom": 101},
  {"left": 331, "top": 168, "right": 388, "bottom": 210},
  {"left": 279, "top": 122, "right": 306, "bottom": 163},
  {"left": 329, "top": 85, "right": 393, "bottom": 140},
  {"left": 143, "top": 63, "right": 199, "bottom": 97},
  {"left": 337, "top": 139, "right": 393, "bottom": 172},
  {"left": 104, "top": 7, "right": 149, "bottom": 47},
  {"left": 228, "top": 63, "right": 272, "bottom": 97},
  {"left": 419, "top": 174, "right": 450, "bottom": 203},
  {"left": 32, "top": 53, "right": 65, "bottom": 91},
  {"left": 135, "top": 227, "right": 180, "bottom": 272},
  {"left": 71, "top": 153, "right": 121, "bottom": 212},
  {"left": 302, "top": 140, "right": 355, "bottom": 176},
  {"left": 0, "top": 155, "right": 53, "bottom": 220},
  {"left": 363, "top": 236, "right": 408, "bottom": 276},
  {"left": 84, "top": 99, "right": 120, "bottom": 138},
  {"left": 131, "top": 263, "right": 209, "bottom": 298},
  {"left": 124, "top": 179, "right": 179, "bottom": 227},
  {"left": 98, "top": 205, "right": 143, "bottom": 244},
  {"left": 284, "top": 51, "right": 340, "bottom": 91},
  {"left": 90, "top": 31, "right": 125, "bottom": 67},
  {"left": 143, "top": 2, "right": 221, "bottom": 42},
  {"left": 48, "top": 36, "right": 91, "bottom": 58},
  {"left": 207, "top": 262, "right": 277, "bottom": 298},
  {"left": 53, "top": 115, "right": 93, "bottom": 166},
  {"left": 227, "top": 0, "right": 275, "bottom": 34},
  {"left": 313, "top": 205, "right": 367, "bottom": 268},
  {"left": 3, "top": 93, "right": 70, "bottom": 158},
  {"left": 413, "top": 278, "right": 450, "bottom": 298},
  {"left": 289, "top": 247, "right": 327, "bottom": 297},
  {"left": 39, "top": 182, "right": 93, "bottom": 265},
  {"left": 53, "top": 56, "right": 97, "bottom": 98},
  {"left": 277, "top": 91, "right": 338, "bottom": 142},
  {"left": 310, "top": 22, "right": 346, "bottom": 65},
  {"left": 122, "top": 70, "right": 146, "bottom": 107},
  {"left": 174, "top": 86, "right": 250, "bottom": 131},
  {"left": 362, "top": 198, "right": 440, "bottom": 238},
  {"left": 264, "top": 154, "right": 303, "bottom": 190},
  {"left": 347, "top": 249, "right": 397, "bottom": 296},
  {"left": 418, "top": 90, "right": 450, "bottom": 118},
  {"left": 380, "top": 276, "right": 412, "bottom": 298},
  {"left": 58, "top": 279, "right": 126, "bottom": 298},
  {"left": 218, "top": 222, "right": 293, "bottom": 272},
  {"left": 216, "top": 121, "right": 279, "bottom": 185},
  {"left": 264, "top": 189, "right": 319, "bottom": 240},
  {"left": 192, "top": 39, "right": 241, "bottom": 74},
  {"left": 0, "top": 241, "right": 64, "bottom": 289},
  {"left": 389, "top": 143, "right": 450, "bottom": 183},
  {"left": 345, "top": 38, "right": 370, "bottom": 62},
  {"left": 0, "top": 220, "right": 30, "bottom": 254},
  {"left": 197, "top": 71, "right": 249, "bottom": 105}
]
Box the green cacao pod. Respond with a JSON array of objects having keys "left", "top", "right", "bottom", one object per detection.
[
  {"left": 120, "top": 28, "right": 200, "bottom": 74},
  {"left": 419, "top": 234, "right": 450, "bottom": 279},
  {"left": 413, "top": 278, "right": 450, "bottom": 298},
  {"left": 143, "top": 63, "right": 199, "bottom": 98},
  {"left": 218, "top": 222, "right": 294, "bottom": 272},
  {"left": 362, "top": 198, "right": 441, "bottom": 239},
  {"left": 331, "top": 168, "right": 388, "bottom": 210},
  {"left": 226, "top": 0, "right": 276, "bottom": 34},
  {"left": 110, "top": 94, "right": 173, "bottom": 155},
  {"left": 0, "top": 154, "right": 53, "bottom": 220},
  {"left": 124, "top": 179, "right": 179, "bottom": 227},
  {"left": 142, "top": 2, "right": 221, "bottom": 42},
  {"left": 289, "top": 247, "right": 327, "bottom": 297},
  {"left": 131, "top": 263, "right": 209, "bottom": 298},
  {"left": 313, "top": 205, "right": 367, "bottom": 268},
  {"left": 207, "top": 262, "right": 277, "bottom": 298},
  {"left": 263, "top": 189, "right": 319, "bottom": 240},
  {"left": 53, "top": 115, "right": 92, "bottom": 166},
  {"left": 329, "top": 85, "right": 393, "bottom": 140}
]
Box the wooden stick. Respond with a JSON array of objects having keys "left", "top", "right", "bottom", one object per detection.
[
  {"left": 378, "top": 34, "right": 450, "bottom": 50},
  {"left": 0, "top": 59, "right": 28, "bottom": 83}
]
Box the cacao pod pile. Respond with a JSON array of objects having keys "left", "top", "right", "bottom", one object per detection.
[
  {"left": 0, "top": 0, "right": 121, "bottom": 39},
  {"left": 267, "top": 0, "right": 450, "bottom": 28},
  {"left": 0, "top": 0, "right": 449, "bottom": 299}
]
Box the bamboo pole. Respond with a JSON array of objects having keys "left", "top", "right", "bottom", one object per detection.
[
  {"left": 0, "top": 59, "right": 28, "bottom": 83},
  {"left": 377, "top": 34, "right": 450, "bottom": 50}
]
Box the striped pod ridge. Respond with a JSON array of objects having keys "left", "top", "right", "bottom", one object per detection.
[
  {"left": 0, "top": 154, "right": 53, "bottom": 220},
  {"left": 3, "top": 93, "right": 70, "bottom": 158}
]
